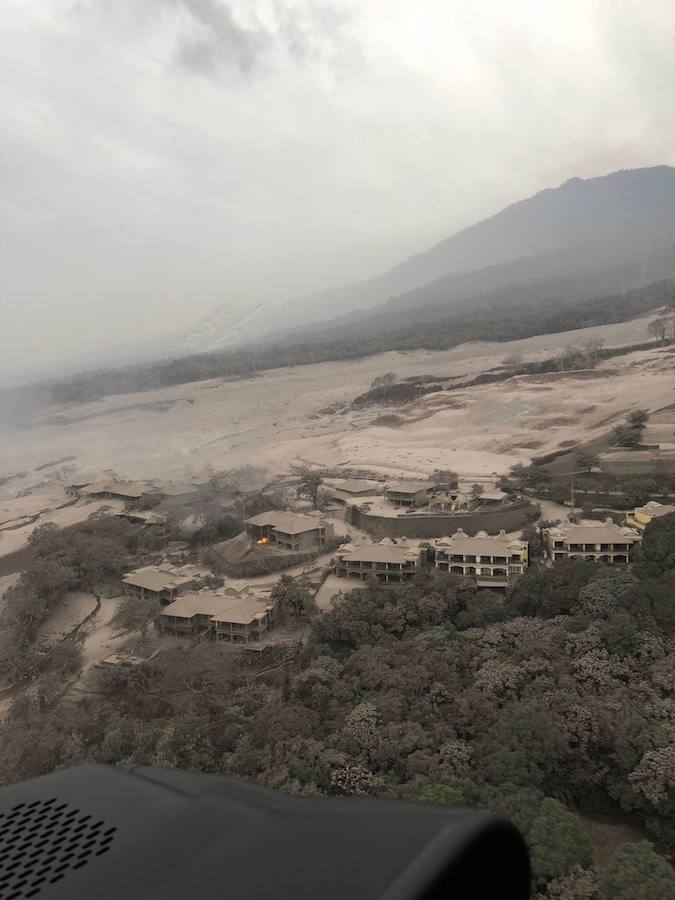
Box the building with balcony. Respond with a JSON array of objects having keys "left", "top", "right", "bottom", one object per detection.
[
  {"left": 244, "top": 512, "right": 334, "bottom": 552},
  {"left": 543, "top": 519, "right": 640, "bottom": 563},
  {"left": 433, "top": 529, "right": 528, "bottom": 587},
  {"left": 625, "top": 501, "right": 675, "bottom": 532},
  {"left": 384, "top": 481, "right": 433, "bottom": 507},
  {"left": 158, "top": 585, "right": 275, "bottom": 643},
  {"left": 122, "top": 564, "right": 199, "bottom": 604},
  {"left": 334, "top": 539, "right": 421, "bottom": 582}
]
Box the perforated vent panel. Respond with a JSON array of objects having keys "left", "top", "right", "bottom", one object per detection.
[{"left": 0, "top": 798, "right": 116, "bottom": 898}]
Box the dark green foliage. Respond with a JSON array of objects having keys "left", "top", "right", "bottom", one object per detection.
[
  {"left": 574, "top": 450, "right": 600, "bottom": 472},
  {"left": 0, "top": 515, "right": 171, "bottom": 681},
  {"left": 509, "top": 560, "right": 596, "bottom": 617},
  {"left": 2, "top": 283, "right": 674, "bottom": 416},
  {"left": 613, "top": 408, "right": 650, "bottom": 448},
  {"left": 597, "top": 841, "right": 675, "bottom": 899},
  {"left": 420, "top": 781, "right": 592, "bottom": 892},
  {"left": 2, "top": 531, "right": 675, "bottom": 894},
  {"left": 639, "top": 512, "right": 675, "bottom": 576}
]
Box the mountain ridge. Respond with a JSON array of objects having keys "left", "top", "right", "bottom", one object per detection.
[{"left": 220, "top": 165, "right": 675, "bottom": 346}]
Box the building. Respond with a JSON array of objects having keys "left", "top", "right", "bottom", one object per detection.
[
  {"left": 122, "top": 564, "right": 199, "bottom": 603},
  {"left": 86, "top": 481, "right": 153, "bottom": 502},
  {"left": 476, "top": 489, "right": 509, "bottom": 507},
  {"left": 334, "top": 539, "right": 421, "bottom": 582},
  {"left": 384, "top": 481, "right": 433, "bottom": 507},
  {"left": 325, "top": 479, "right": 380, "bottom": 504},
  {"left": 433, "top": 529, "right": 528, "bottom": 587},
  {"left": 245, "top": 512, "right": 334, "bottom": 551},
  {"left": 65, "top": 475, "right": 98, "bottom": 497},
  {"left": 543, "top": 519, "right": 641, "bottom": 564},
  {"left": 625, "top": 501, "right": 675, "bottom": 532},
  {"left": 159, "top": 585, "right": 275, "bottom": 643}
]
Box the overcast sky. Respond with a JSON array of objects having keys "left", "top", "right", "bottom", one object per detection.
[{"left": 2, "top": 0, "right": 675, "bottom": 379}]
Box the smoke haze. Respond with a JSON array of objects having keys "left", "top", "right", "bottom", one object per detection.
[{"left": 2, "top": 0, "right": 675, "bottom": 379}]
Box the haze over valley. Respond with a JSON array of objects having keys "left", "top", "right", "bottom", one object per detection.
[{"left": 3, "top": 3, "right": 675, "bottom": 896}]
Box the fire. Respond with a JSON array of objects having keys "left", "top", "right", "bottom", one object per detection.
[{"left": 257, "top": 536, "right": 269, "bottom": 545}]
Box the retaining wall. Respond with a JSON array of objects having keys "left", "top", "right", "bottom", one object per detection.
[{"left": 345, "top": 501, "right": 538, "bottom": 538}]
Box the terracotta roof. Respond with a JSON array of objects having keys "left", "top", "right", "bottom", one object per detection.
[
  {"left": 245, "top": 511, "right": 327, "bottom": 535},
  {"left": 385, "top": 481, "right": 432, "bottom": 494}
]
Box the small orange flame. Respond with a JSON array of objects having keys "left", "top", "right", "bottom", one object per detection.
[{"left": 257, "top": 536, "right": 269, "bottom": 544}]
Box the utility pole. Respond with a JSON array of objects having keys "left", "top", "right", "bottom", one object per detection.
[{"left": 560, "top": 468, "right": 595, "bottom": 517}]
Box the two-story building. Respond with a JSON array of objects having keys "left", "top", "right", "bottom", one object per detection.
[
  {"left": 245, "top": 512, "right": 334, "bottom": 552},
  {"left": 325, "top": 479, "right": 381, "bottom": 504},
  {"left": 122, "top": 564, "right": 199, "bottom": 604},
  {"left": 433, "top": 529, "right": 528, "bottom": 587},
  {"left": 625, "top": 501, "right": 675, "bottom": 532},
  {"left": 334, "top": 539, "right": 421, "bottom": 583},
  {"left": 158, "top": 585, "right": 275, "bottom": 643},
  {"left": 384, "top": 481, "right": 433, "bottom": 507},
  {"left": 543, "top": 519, "right": 641, "bottom": 563}
]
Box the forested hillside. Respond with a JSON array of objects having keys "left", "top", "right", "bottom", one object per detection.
[
  {"left": 3, "top": 280, "right": 673, "bottom": 416},
  {"left": 230, "top": 166, "right": 675, "bottom": 344},
  {"left": 1, "top": 514, "right": 675, "bottom": 897}
]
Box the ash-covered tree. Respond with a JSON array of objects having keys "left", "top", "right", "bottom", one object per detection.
[
  {"left": 612, "top": 408, "right": 650, "bottom": 449},
  {"left": 111, "top": 596, "right": 162, "bottom": 640},
  {"left": 297, "top": 470, "right": 323, "bottom": 508},
  {"left": 271, "top": 575, "right": 315, "bottom": 621},
  {"left": 648, "top": 317, "right": 673, "bottom": 344},
  {"left": 627, "top": 408, "right": 650, "bottom": 429},
  {"left": 573, "top": 450, "right": 600, "bottom": 472}
]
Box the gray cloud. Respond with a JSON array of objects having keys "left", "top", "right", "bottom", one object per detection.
[
  {"left": 1, "top": 0, "right": 674, "bottom": 381},
  {"left": 176, "top": 0, "right": 270, "bottom": 74}
]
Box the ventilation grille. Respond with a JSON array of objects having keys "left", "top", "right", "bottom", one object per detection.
[{"left": 0, "top": 798, "right": 116, "bottom": 898}]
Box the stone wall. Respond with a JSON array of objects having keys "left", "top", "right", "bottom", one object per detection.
[{"left": 345, "top": 501, "right": 538, "bottom": 538}]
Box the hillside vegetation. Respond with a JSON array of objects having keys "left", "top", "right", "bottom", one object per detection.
[
  {"left": 1, "top": 513, "right": 675, "bottom": 897},
  {"left": 230, "top": 165, "right": 675, "bottom": 344},
  {"left": 2, "top": 280, "right": 673, "bottom": 416}
]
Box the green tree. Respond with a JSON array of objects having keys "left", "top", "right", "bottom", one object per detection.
[
  {"left": 639, "top": 512, "right": 675, "bottom": 576},
  {"left": 597, "top": 841, "right": 675, "bottom": 900},
  {"left": 528, "top": 798, "right": 594, "bottom": 891},
  {"left": 613, "top": 423, "right": 642, "bottom": 449},
  {"left": 627, "top": 408, "right": 650, "bottom": 429}
]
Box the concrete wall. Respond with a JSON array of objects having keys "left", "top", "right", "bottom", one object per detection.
[{"left": 345, "top": 501, "right": 538, "bottom": 538}]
